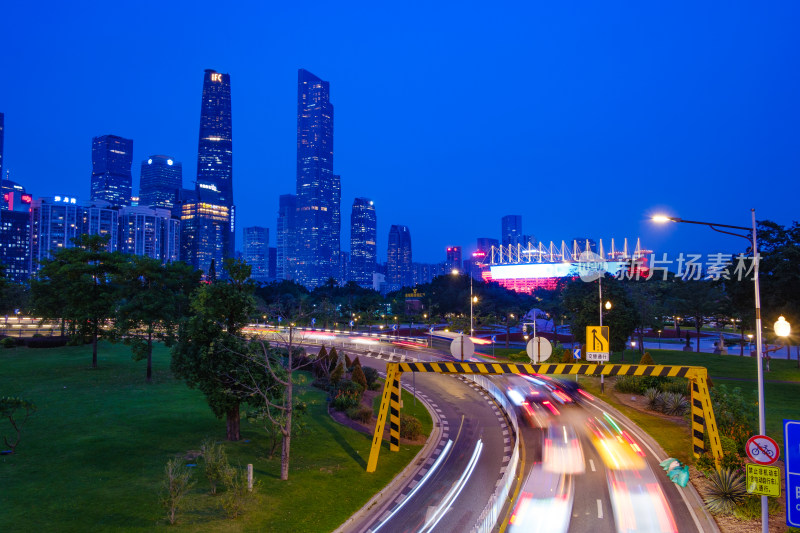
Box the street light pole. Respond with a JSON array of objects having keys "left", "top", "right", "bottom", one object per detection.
[{"left": 653, "top": 209, "right": 768, "bottom": 533}]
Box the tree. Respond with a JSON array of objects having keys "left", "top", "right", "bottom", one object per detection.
[
  {"left": 171, "top": 258, "right": 259, "bottom": 440},
  {"left": 675, "top": 279, "right": 727, "bottom": 352},
  {"left": 0, "top": 396, "right": 36, "bottom": 454},
  {"left": 114, "top": 256, "right": 200, "bottom": 383},
  {"left": 30, "top": 234, "right": 122, "bottom": 367},
  {"left": 561, "top": 275, "right": 637, "bottom": 352}
]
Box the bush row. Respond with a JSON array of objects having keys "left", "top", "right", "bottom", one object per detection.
[{"left": 0, "top": 335, "right": 70, "bottom": 349}]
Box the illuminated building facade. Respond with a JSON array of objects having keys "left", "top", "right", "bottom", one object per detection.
[
  {"left": 90, "top": 134, "right": 133, "bottom": 206},
  {"left": 501, "top": 214, "right": 523, "bottom": 247},
  {"left": 139, "top": 155, "right": 182, "bottom": 208},
  {"left": 386, "top": 224, "right": 412, "bottom": 291},
  {"left": 349, "top": 197, "right": 376, "bottom": 287},
  {"left": 445, "top": 246, "right": 462, "bottom": 273},
  {"left": 0, "top": 179, "right": 32, "bottom": 282},
  {"left": 119, "top": 205, "right": 179, "bottom": 263},
  {"left": 295, "top": 69, "right": 339, "bottom": 287},
  {"left": 243, "top": 226, "right": 269, "bottom": 282},
  {"left": 196, "top": 69, "right": 234, "bottom": 258},
  {"left": 276, "top": 194, "right": 296, "bottom": 280},
  {"left": 178, "top": 187, "right": 229, "bottom": 277},
  {"left": 30, "top": 196, "right": 118, "bottom": 273},
  {"left": 0, "top": 112, "right": 4, "bottom": 178}
]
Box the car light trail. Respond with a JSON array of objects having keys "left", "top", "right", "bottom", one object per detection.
[{"left": 370, "top": 439, "right": 453, "bottom": 533}]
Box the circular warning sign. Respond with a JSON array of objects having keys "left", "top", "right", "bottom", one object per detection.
[{"left": 745, "top": 435, "right": 780, "bottom": 465}]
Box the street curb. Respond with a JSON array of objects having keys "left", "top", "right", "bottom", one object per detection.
[
  {"left": 333, "top": 377, "right": 444, "bottom": 533},
  {"left": 587, "top": 394, "right": 721, "bottom": 533}
]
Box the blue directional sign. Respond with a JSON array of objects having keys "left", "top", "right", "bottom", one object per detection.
[
  {"left": 277, "top": 316, "right": 282, "bottom": 323},
  {"left": 491, "top": 335, "right": 496, "bottom": 343},
  {"left": 785, "top": 420, "right": 800, "bottom": 527},
  {"left": 349, "top": 320, "right": 354, "bottom": 327},
  {"left": 391, "top": 324, "right": 398, "bottom": 331},
  {"left": 311, "top": 318, "right": 316, "bottom": 325},
  {"left": 573, "top": 348, "right": 582, "bottom": 359},
  {"left": 429, "top": 327, "right": 434, "bottom": 334}
]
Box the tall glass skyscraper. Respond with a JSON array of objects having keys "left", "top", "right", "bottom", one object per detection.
[
  {"left": 243, "top": 226, "right": 269, "bottom": 282},
  {"left": 501, "top": 214, "right": 523, "bottom": 247},
  {"left": 350, "top": 197, "right": 376, "bottom": 287},
  {"left": 0, "top": 179, "right": 32, "bottom": 282},
  {"left": 90, "top": 134, "right": 133, "bottom": 206},
  {"left": 276, "top": 194, "right": 297, "bottom": 281},
  {"left": 139, "top": 155, "right": 182, "bottom": 208},
  {"left": 0, "top": 112, "right": 4, "bottom": 178},
  {"left": 387, "top": 225, "right": 412, "bottom": 291},
  {"left": 295, "top": 69, "right": 339, "bottom": 288},
  {"left": 196, "top": 69, "right": 234, "bottom": 258}
]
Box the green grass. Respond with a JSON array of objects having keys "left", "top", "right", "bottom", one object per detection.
[
  {"left": 0, "top": 343, "right": 426, "bottom": 532},
  {"left": 371, "top": 380, "right": 433, "bottom": 436}
]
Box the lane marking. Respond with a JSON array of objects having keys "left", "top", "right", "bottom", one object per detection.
[
  {"left": 589, "top": 459, "right": 596, "bottom": 472},
  {"left": 597, "top": 499, "right": 603, "bottom": 519}
]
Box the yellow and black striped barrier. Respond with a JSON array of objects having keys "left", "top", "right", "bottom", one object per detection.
[{"left": 366, "top": 361, "right": 723, "bottom": 472}]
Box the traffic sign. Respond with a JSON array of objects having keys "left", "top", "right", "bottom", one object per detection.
[
  {"left": 785, "top": 420, "right": 800, "bottom": 527},
  {"left": 450, "top": 335, "right": 475, "bottom": 360},
  {"left": 349, "top": 320, "right": 354, "bottom": 327},
  {"left": 746, "top": 464, "right": 781, "bottom": 497},
  {"left": 586, "top": 352, "right": 609, "bottom": 362},
  {"left": 573, "top": 348, "right": 582, "bottom": 360},
  {"left": 491, "top": 335, "right": 496, "bottom": 343},
  {"left": 746, "top": 434, "right": 780, "bottom": 465},
  {"left": 311, "top": 318, "right": 316, "bottom": 325},
  {"left": 526, "top": 337, "right": 552, "bottom": 363},
  {"left": 586, "top": 326, "right": 609, "bottom": 360}
]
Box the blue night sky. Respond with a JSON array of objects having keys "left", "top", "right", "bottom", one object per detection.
[{"left": 2, "top": 2, "right": 799, "bottom": 264}]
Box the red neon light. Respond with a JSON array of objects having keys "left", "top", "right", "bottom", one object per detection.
[{"left": 21, "top": 194, "right": 32, "bottom": 203}]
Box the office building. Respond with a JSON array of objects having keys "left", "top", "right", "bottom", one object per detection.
[
  {"left": 501, "top": 215, "right": 523, "bottom": 247},
  {"left": 294, "top": 69, "right": 339, "bottom": 287},
  {"left": 139, "top": 155, "right": 182, "bottom": 208},
  {"left": 276, "top": 194, "right": 297, "bottom": 280},
  {"left": 0, "top": 112, "right": 4, "bottom": 178},
  {"left": 119, "top": 205, "right": 179, "bottom": 263},
  {"left": 267, "top": 247, "right": 277, "bottom": 281},
  {"left": 386, "top": 225, "right": 412, "bottom": 291},
  {"left": 90, "top": 135, "right": 133, "bottom": 206},
  {"left": 349, "top": 197, "right": 376, "bottom": 287},
  {"left": 0, "top": 179, "right": 32, "bottom": 282},
  {"left": 243, "top": 226, "right": 269, "bottom": 282},
  {"left": 178, "top": 187, "right": 229, "bottom": 277},
  {"left": 30, "top": 196, "right": 117, "bottom": 273},
  {"left": 196, "top": 69, "right": 234, "bottom": 258},
  {"left": 477, "top": 237, "right": 499, "bottom": 254},
  {"left": 445, "top": 246, "right": 462, "bottom": 273}
]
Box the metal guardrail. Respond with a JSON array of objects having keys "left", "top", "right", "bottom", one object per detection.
[{"left": 467, "top": 374, "right": 520, "bottom": 533}]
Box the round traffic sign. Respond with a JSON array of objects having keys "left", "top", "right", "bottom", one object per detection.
[
  {"left": 450, "top": 335, "right": 475, "bottom": 359},
  {"left": 526, "top": 337, "right": 552, "bottom": 363},
  {"left": 746, "top": 435, "right": 780, "bottom": 465}
]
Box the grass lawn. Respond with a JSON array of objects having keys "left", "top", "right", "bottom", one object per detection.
[
  {"left": 0, "top": 343, "right": 426, "bottom": 532},
  {"left": 371, "top": 379, "right": 433, "bottom": 437}
]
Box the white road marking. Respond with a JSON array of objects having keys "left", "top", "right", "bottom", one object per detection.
[
  {"left": 597, "top": 499, "right": 603, "bottom": 519},
  {"left": 589, "top": 459, "right": 596, "bottom": 472}
]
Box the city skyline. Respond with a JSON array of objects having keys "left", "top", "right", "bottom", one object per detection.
[{"left": 1, "top": 3, "right": 799, "bottom": 264}]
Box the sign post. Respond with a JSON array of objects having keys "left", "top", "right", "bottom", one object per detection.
[
  {"left": 785, "top": 420, "right": 800, "bottom": 528},
  {"left": 526, "top": 336, "right": 552, "bottom": 363}
]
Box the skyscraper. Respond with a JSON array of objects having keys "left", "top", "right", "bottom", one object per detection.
[
  {"left": 295, "top": 68, "right": 339, "bottom": 287},
  {"left": 276, "top": 194, "right": 297, "bottom": 280},
  {"left": 90, "top": 134, "right": 133, "bottom": 206},
  {"left": 0, "top": 179, "right": 32, "bottom": 282},
  {"left": 196, "top": 69, "right": 234, "bottom": 258},
  {"left": 501, "top": 215, "right": 523, "bottom": 247},
  {"left": 243, "top": 226, "right": 269, "bottom": 282},
  {"left": 476, "top": 237, "right": 499, "bottom": 253},
  {"left": 350, "top": 197, "right": 377, "bottom": 287},
  {"left": 119, "top": 205, "right": 180, "bottom": 263},
  {"left": 0, "top": 112, "right": 4, "bottom": 178},
  {"left": 387, "top": 225, "right": 412, "bottom": 291},
  {"left": 445, "top": 246, "right": 462, "bottom": 272},
  {"left": 139, "top": 155, "right": 182, "bottom": 208},
  {"left": 177, "top": 185, "right": 229, "bottom": 277}
]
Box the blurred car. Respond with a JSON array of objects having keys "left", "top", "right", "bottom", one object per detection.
[
  {"left": 519, "top": 399, "right": 550, "bottom": 428},
  {"left": 521, "top": 374, "right": 575, "bottom": 406},
  {"left": 585, "top": 413, "right": 646, "bottom": 471},
  {"left": 508, "top": 464, "right": 573, "bottom": 533},
  {"left": 543, "top": 424, "right": 585, "bottom": 474},
  {"left": 607, "top": 468, "right": 678, "bottom": 533}
]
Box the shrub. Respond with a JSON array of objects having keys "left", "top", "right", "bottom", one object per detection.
[
  {"left": 24, "top": 336, "right": 69, "bottom": 349},
  {"left": 363, "top": 367, "right": 380, "bottom": 390},
  {"left": 644, "top": 388, "right": 663, "bottom": 411},
  {"left": 720, "top": 451, "right": 745, "bottom": 471},
  {"left": 614, "top": 375, "right": 643, "bottom": 394},
  {"left": 351, "top": 363, "right": 368, "bottom": 391},
  {"left": 733, "top": 495, "right": 781, "bottom": 520},
  {"left": 328, "top": 347, "right": 339, "bottom": 367},
  {"left": 0, "top": 337, "right": 17, "bottom": 348},
  {"left": 662, "top": 392, "right": 689, "bottom": 416},
  {"left": 220, "top": 464, "right": 258, "bottom": 519},
  {"left": 312, "top": 377, "right": 330, "bottom": 391},
  {"left": 160, "top": 458, "right": 195, "bottom": 525},
  {"left": 695, "top": 453, "right": 716, "bottom": 474},
  {"left": 639, "top": 352, "right": 655, "bottom": 365},
  {"left": 346, "top": 405, "right": 373, "bottom": 423},
  {"left": 704, "top": 467, "right": 747, "bottom": 515},
  {"left": 661, "top": 378, "right": 688, "bottom": 395},
  {"left": 330, "top": 362, "right": 345, "bottom": 386},
  {"left": 399, "top": 413, "right": 423, "bottom": 439},
  {"left": 331, "top": 380, "right": 362, "bottom": 411},
  {"left": 711, "top": 385, "right": 757, "bottom": 451},
  {"left": 200, "top": 439, "right": 232, "bottom": 495},
  {"left": 719, "top": 435, "right": 739, "bottom": 457},
  {"left": 345, "top": 353, "right": 353, "bottom": 368}
]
